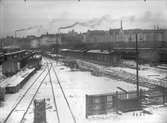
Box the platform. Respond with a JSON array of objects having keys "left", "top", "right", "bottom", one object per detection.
[{"left": 5, "top": 68, "right": 36, "bottom": 93}]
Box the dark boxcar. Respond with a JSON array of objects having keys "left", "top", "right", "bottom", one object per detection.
[{"left": 2, "top": 60, "right": 20, "bottom": 76}]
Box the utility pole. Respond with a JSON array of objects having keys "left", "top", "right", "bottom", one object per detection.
[{"left": 135, "top": 33, "right": 139, "bottom": 98}]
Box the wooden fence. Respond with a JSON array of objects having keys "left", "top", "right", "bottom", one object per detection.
[{"left": 86, "top": 88, "right": 167, "bottom": 118}]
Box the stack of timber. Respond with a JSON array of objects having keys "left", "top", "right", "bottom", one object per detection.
[{"left": 76, "top": 59, "right": 165, "bottom": 89}]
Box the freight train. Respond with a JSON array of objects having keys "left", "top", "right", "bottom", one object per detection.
[
  {"left": 0, "top": 53, "right": 42, "bottom": 102},
  {"left": 26, "top": 54, "right": 42, "bottom": 70}
]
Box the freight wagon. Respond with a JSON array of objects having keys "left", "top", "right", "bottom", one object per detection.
[
  {"left": 0, "top": 53, "right": 4, "bottom": 64},
  {"left": 2, "top": 50, "right": 26, "bottom": 76},
  {"left": 2, "top": 60, "right": 20, "bottom": 76},
  {"left": 0, "top": 68, "right": 36, "bottom": 102},
  {"left": 0, "top": 81, "right": 7, "bottom": 101},
  {"left": 0, "top": 54, "right": 42, "bottom": 102}
]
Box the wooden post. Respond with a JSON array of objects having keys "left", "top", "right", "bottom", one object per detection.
[
  {"left": 34, "top": 99, "right": 46, "bottom": 123},
  {"left": 85, "top": 95, "right": 88, "bottom": 119},
  {"left": 136, "top": 33, "right": 139, "bottom": 98}
]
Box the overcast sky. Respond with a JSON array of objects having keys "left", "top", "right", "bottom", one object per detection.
[{"left": 0, "top": 0, "right": 167, "bottom": 38}]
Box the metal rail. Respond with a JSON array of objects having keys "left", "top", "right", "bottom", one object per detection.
[
  {"left": 45, "top": 58, "right": 60, "bottom": 123},
  {"left": 49, "top": 58, "right": 77, "bottom": 123},
  {"left": 4, "top": 62, "right": 48, "bottom": 123},
  {"left": 19, "top": 65, "right": 52, "bottom": 123},
  {"left": 3, "top": 65, "right": 47, "bottom": 123}
]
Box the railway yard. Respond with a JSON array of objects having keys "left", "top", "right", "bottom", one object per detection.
[
  {"left": 1, "top": 1, "right": 167, "bottom": 122},
  {"left": 0, "top": 51, "right": 167, "bottom": 123}
]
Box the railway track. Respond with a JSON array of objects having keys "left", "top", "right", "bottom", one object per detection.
[
  {"left": 4, "top": 56, "right": 76, "bottom": 123},
  {"left": 3, "top": 63, "right": 51, "bottom": 123},
  {"left": 44, "top": 57, "right": 76, "bottom": 123},
  {"left": 46, "top": 60, "right": 60, "bottom": 123}
]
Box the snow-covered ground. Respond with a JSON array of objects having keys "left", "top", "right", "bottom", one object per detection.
[
  {"left": 1, "top": 58, "right": 167, "bottom": 123},
  {"left": 0, "top": 66, "right": 48, "bottom": 123},
  {"left": 5, "top": 68, "right": 35, "bottom": 87},
  {"left": 121, "top": 60, "right": 167, "bottom": 81},
  {"left": 110, "top": 66, "right": 167, "bottom": 81}
]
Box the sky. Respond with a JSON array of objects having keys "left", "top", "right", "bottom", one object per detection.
[{"left": 0, "top": 0, "right": 167, "bottom": 38}]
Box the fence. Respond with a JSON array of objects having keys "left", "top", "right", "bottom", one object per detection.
[
  {"left": 141, "top": 88, "right": 167, "bottom": 105},
  {"left": 86, "top": 90, "right": 141, "bottom": 118},
  {"left": 86, "top": 88, "right": 167, "bottom": 118}
]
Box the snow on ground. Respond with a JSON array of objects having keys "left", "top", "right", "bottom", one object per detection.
[
  {"left": 110, "top": 66, "right": 167, "bottom": 81},
  {"left": 23, "top": 70, "right": 54, "bottom": 123},
  {"left": 0, "top": 66, "right": 47, "bottom": 123},
  {"left": 6, "top": 68, "right": 35, "bottom": 87},
  {"left": 121, "top": 60, "right": 167, "bottom": 81},
  {"left": 48, "top": 58, "right": 167, "bottom": 123},
  {"left": 55, "top": 65, "right": 147, "bottom": 95},
  {"left": 1, "top": 58, "right": 167, "bottom": 123}
]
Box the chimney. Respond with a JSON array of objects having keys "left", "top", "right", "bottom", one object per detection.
[{"left": 120, "top": 20, "right": 123, "bottom": 30}]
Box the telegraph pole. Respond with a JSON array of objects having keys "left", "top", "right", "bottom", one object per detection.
[{"left": 135, "top": 33, "right": 139, "bottom": 98}]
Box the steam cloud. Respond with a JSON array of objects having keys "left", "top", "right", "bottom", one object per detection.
[
  {"left": 57, "top": 11, "right": 167, "bottom": 31},
  {"left": 58, "top": 15, "right": 115, "bottom": 31},
  {"left": 15, "top": 25, "right": 41, "bottom": 32}
]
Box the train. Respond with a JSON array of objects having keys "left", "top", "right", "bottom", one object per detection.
[
  {"left": 26, "top": 54, "right": 42, "bottom": 70},
  {"left": 0, "top": 53, "right": 42, "bottom": 102},
  {"left": 1, "top": 50, "right": 42, "bottom": 76}
]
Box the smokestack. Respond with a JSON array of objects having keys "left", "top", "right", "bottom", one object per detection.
[
  {"left": 154, "top": 25, "right": 156, "bottom": 30},
  {"left": 157, "top": 25, "right": 159, "bottom": 30},
  {"left": 120, "top": 20, "right": 123, "bottom": 30}
]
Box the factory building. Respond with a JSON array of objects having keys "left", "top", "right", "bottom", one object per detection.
[{"left": 84, "top": 29, "right": 167, "bottom": 45}]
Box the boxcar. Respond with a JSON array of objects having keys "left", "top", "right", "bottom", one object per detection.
[{"left": 2, "top": 60, "right": 20, "bottom": 76}]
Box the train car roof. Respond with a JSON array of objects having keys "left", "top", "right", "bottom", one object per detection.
[
  {"left": 87, "top": 50, "right": 111, "bottom": 54},
  {"left": 5, "top": 50, "right": 26, "bottom": 56},
  {"left": 61, "top": 49, "right": 81, "bottom": 52}
]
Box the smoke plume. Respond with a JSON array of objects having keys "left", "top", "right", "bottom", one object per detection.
[
  {"left": 58, "top": 15, "right": 115, "bottom": 31},
  {"left": 15, "top": 25, "right": 41, "bottom": 32}
]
